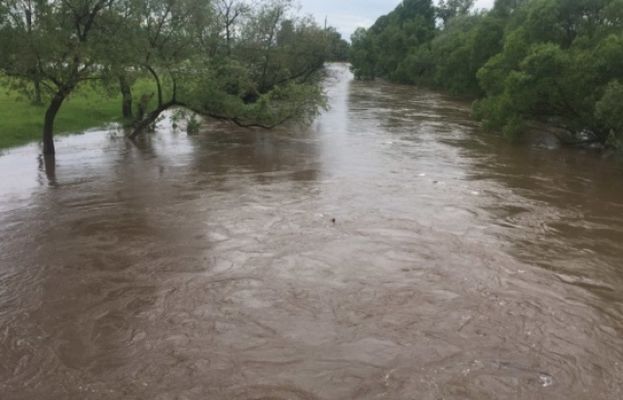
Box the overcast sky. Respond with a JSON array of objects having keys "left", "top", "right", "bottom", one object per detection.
[{"left": 297, "top": 0, "right": 496, "bottom": 39}]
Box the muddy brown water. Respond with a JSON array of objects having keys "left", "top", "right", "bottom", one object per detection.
[{"left": 1, "top": 64, "right": 623, "bottom": 399}]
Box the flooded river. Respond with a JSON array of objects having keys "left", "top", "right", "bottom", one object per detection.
[{"left": 1, "top": 64, "right": 623, "bottom": 399}]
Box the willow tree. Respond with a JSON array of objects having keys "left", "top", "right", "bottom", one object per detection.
[
  {"left": 126, "top": 0, "right": 328, "bottom": 137},
  {"left": 0, "top": 0, "right": 118, "bottom": 155},
  {"left": 215, "top": 0, "right": 249, "bottom": 56},
  {"left": 0, "top": 0, "right": 48, "bottom": 104},
  {"left": 1, "top": 0, "right": 330, "bottom": 154},
  {"left": 349, "top": 0, "right": 437, "bottom": 82},
  {"left": 473, "top": 0, "right": 623, "bottom": 145}
]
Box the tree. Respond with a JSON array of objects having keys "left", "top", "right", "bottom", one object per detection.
[
  {"left": 125, "top": 0, "right": 328, "bottom": 137},
  {"left": 216, "top": 0, "right": 249, "bottom": 56},
  {"left": 349, "top": 0, "right": 623, "bottom": 148},
  {"left": 349, "top": 0, "right": 437, "bottom": 82},
  {"left": 0, "top": 0, "right": 335, "bottom": 154},
  {"left": 0, "top": 0, "right": 117, "bottom": 155},
  {"left": 437, "top": 0, "right": 475, "bottom": 26},
  {"left": 324, "top": 27, "right": 350, "bottom": 62},
  {"left": 474, "top": 0, "right": 623, "bottom": 146},
  {"left": 350, "top": 28, "right": 377, "bottom": 79},
  {"left": 596, "top": 80, "right": 623, "bottom": 147},
  {"left": 1, "top": 0, "right": 47, "bottom": 104}
]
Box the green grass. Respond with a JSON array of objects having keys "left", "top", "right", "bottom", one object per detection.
[{"left": 0, "top": 80, "right": 157, "bottom": 150}]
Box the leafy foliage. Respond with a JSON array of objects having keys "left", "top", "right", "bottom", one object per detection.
[
  {"left": 350, "top": 0, "right": 623, "bottom": 149},
  {"left": 0, "top": 0, "right": 342, "bottom": 154}
]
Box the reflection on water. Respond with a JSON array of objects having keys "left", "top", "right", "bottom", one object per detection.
[{"left": 1, "top": 64, "right": 622, "bottom": 399}]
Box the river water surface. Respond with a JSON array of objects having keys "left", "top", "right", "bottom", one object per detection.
[{"left": 1, "top": 64, "right": 623, "bottom": 399}]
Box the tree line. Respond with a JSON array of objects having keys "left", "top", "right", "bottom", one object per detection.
[
  {"left": 0, "top": 0, "right": 349, "bottom": 155},
  {"left": 350, "top": 0, "right": 623, "bottom": 149}
]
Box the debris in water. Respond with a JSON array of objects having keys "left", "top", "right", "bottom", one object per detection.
[{"left": 539, "top": 374, "right": 554, "bottom": 388}]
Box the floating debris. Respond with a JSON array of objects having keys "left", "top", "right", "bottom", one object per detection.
[{"left": 539, "top": 374, "right": 554, "bottom": 388}]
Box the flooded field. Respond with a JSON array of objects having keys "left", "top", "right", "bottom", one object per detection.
[{"left": 1, "top": 64, "right": 623, "bottom": 399}]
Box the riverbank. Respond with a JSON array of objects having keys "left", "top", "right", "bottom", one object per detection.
[{"left": 0, "top": 81, "right": 157, "bottom": 150}]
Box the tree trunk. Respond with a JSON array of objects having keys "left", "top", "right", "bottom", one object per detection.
[
  {"left": 42, "top": 154, "right": 56, "bottom": 185},
  {"left": 130, "top": 101, "right": 176, "bottom": 139},
  {"left": 42, "top": 92, "right": 66, "bottom": 155},
  {"left": 226, "top": 25, "right": 232, "bottom": 56},
  {"left": 33, "top": 79, "right": 43, "bottom": 106},
  {"left": 145, "top": 65, "right": 163, "bottom": 107},
  {"left": 119, "top": 75, "right": 133, "bottom": 119}
]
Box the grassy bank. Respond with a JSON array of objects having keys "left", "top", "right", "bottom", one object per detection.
[{"left": 0, "top": 80, "right": 156, "bottom": 150}]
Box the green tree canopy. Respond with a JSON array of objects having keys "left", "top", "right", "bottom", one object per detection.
[
  {"left": 0, "top": 0, "right": 334, "bottom": 155},
  {"left": 350, "top": 0, "right": 623, "bottom": 148}
]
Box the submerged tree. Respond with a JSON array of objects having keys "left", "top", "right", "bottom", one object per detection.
[
  {"left": 0, "top": 0, "right": 331, "bottom": 155},
  {"left": 350, "top": 0, "right": 623, "bottom": 148},
  {"left": 0, "top": 0, "right": 118, "bottom": 155},
  {"left": 474, "top": 0, "right": 623, "bottom": 144},
  {"left": 349, "top": 0, "right": 436, "bottom": 82},
  {"left": 125, "top": 0, "right": 328, "bottom": 137},
  {"left": 324, "top": 27, "right": 350, "bottom": 62},
  {"left": 349, "top": 27, "right": 377, "bottom": 80}
]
